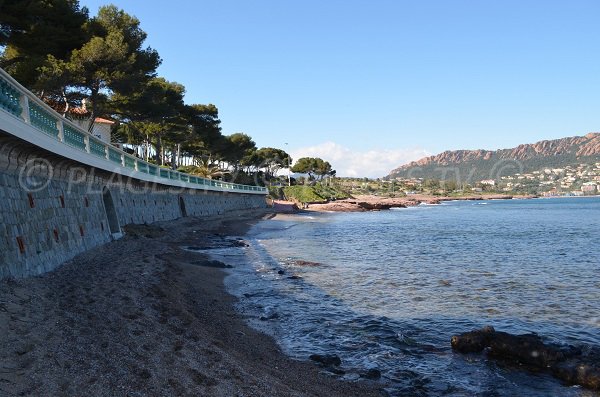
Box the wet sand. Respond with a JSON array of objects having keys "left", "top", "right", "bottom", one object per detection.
[{"left": 0, "top": 210, "right": 384, "bottom": 397}]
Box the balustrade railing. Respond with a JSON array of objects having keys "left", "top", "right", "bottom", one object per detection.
[{"left": 0, "top": 68, "right": 267, "bottom": 193}]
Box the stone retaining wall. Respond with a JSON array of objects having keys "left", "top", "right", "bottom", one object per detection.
[{"left": 0, "top": 134, "right": 267, "bottom": 279}]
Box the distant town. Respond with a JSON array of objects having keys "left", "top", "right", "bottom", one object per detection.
[
  {"left": 347, "top": 161, "right": 600, "bottom": 197},
  {"left": 498, "top": 162, "right": 600, "bottom": 196}
]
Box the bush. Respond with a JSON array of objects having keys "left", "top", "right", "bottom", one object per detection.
[{"left": 282, "top": 184, "right": 349, "bottom": 203}]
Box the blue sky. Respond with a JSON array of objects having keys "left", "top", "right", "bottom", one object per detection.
[{"left": 81, "top": 0, "right": 600, "bottom": 177}]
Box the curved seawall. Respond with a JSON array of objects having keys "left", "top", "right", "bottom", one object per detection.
[{"left": 0, "top": 69, "right": 267, "bottom": 279}]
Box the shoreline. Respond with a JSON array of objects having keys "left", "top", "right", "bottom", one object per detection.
[
  {"left": 302, "top": 193, "right": 536, "bottom": 212},
  {"left": 0, "top": 210, "right": 384, "bottom": 397}
]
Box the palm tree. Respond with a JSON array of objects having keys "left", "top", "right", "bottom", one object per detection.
[{"left": 190, "top": 156, "right": 229, "bottom": 179}]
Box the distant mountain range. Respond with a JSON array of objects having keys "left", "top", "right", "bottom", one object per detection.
[{"left": 387, "top": 133, "right": 600, "bottom": 182}]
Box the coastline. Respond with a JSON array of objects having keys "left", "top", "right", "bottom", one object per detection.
[
  {"left": 303, "top": 193, "right": 535, "bottom": 212},
  {"left": 0, "top": 211, "right": 384, "bottom": 397}
]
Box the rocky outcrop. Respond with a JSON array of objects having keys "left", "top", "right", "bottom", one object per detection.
[
  {"left": 451, "top": 326, "right": 600, "bottom": 390},
  {"left": 388, "top": 133, "right": 600, "bottom": 181}
]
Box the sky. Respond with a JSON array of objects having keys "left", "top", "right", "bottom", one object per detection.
[{"left": 80, "top": 0, "right": 600, "bottom": 177}]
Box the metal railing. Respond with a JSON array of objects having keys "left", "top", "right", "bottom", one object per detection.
[{"left": 0, "top": 68, "right": 267, "bottom": 194}]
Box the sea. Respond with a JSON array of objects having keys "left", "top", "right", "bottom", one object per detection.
[{"left": 214, "top": 197, "right": 600, "bottom": 396}]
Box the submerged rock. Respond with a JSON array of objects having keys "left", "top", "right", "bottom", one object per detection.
[
  {"left": 229, "top": 239, "right": 249, "bottom": 247},
  {"left": 451, "top": 326, "right": 600, "bottom": 390},
  {"left": 259, "top": 312, "right": 279, "bottom": 321},
  {"left": 293, "top": 260, "right": 324, "bottom": 267},
  {"left": 309, "top": 354, "right": 342, "bottom": 367},
  {"left": 359, "top": 368, "right": 382, "bottom": 380}
]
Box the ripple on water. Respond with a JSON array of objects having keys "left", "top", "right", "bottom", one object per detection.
[{"left": 221, "top": 198, "right": 600, "bottom": 397}]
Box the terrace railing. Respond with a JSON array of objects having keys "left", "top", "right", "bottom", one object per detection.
[{"left": 0, "top": 68, "right": 267, "bottom": 194}]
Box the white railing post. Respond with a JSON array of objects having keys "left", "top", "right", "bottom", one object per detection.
[
  {"left": 20, "top": 95, "right": 30, "bottom": 124},
  {"left": 84, "top": 134, "right": 90, "bottom": 153},
  {"left": 58, "top": 119, "right": 65, "bottom": 143}
]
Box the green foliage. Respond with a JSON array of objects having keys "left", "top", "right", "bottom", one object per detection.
[
  {"left": 178, "top": 157, "right": 228, "bottom": 179},
  {"left": 0, "top": 0, "right": 89, "bottom": 87},
  {"left": 283, "top": 186, "right": 329, "bottom": 203},
  {"left": 254, "top": 147, "right": 291, "bottom": 180},
  {"left": 268, "top": 186, "right": 284, "bottom": 199},
  {"left": 283, "top": 184, "right": 349, "bottom": 203},
  {"left": 291, "top": 157, "right": 334, "bottom": 179},
  {"left": 219, "top": 133, "right": 256, "bottom": 168}
]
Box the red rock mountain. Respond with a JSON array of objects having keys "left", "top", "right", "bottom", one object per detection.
[{"left": 388, "top": 133, "right": 600, "bottom": 181}]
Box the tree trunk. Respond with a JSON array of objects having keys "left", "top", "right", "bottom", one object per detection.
[
  {"left": 155, "top": 135, "right": 162, "bottom": 165},
  {"left": 61, "top": 88, "right": 69, "bottom": 117},
  {"left": 87, "top": 85, "right": 99, "bottom": 133}
]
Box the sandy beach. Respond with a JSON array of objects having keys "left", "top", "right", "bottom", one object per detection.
[{"left": 0, "top": 210, "right": 384, "bottom": 397}]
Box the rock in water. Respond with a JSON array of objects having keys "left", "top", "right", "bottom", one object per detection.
[
  {"left": 552, "top": 362, "right": 600, "bottom": 390},
  {"left": 309, "top": 354, "right": 342, "bottom": 367},
  {"left": 293, "top": 260, "right": 324, "bottom": 267},
  {"left": 191, "top": 260, "right": 232, "bottom": 268},
  {"left": 360, "top": 368, "right": 382, "bottom": 380},
  {"left": 451, "top": 326, "right": 600, "bottom": 391},
  {"left": 487, "top": 331, "right": 565, "bottom": 367},
  {"left": 450, "top": 325, "right": 495, "bottom": 353}
]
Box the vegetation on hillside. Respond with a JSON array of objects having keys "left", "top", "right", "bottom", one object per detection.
[
  {"left": 388, "top": 134, "right": 600, "bottom": 183},
  {"left": 281, "top": 184, "right": 349, "bottom": 204}
]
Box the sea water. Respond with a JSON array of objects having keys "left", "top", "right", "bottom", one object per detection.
[{"left": 218, "top": 197, "right": 600, "bottom": 396}]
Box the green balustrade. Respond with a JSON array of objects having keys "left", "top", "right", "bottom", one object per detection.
[
  {"left": 0, "top": 79, "right": 22, "bottom": 117},
  {"left": 89, "top": 139, "right": 106, "bottom": 157},
  {"left": 124, "top": 155, "right": 136, "bottom": 169},
  {"left": 137, "top": 161, "right": 148, "bottom": 173},
  {"left": 29, "top": 102, "right": 59, "bottom": 137},
  {"left": 108, "top": 148, "right": 122, "bottom": 165},
  {"left": 63, "top": 124, "right": 86, "bottom": 150},
  {"left": 0, "top": 71, "right": 267, "bottom": 194}
]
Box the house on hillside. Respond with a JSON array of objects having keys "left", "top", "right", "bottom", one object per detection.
[
  {"left": 581, "top": 182, "right": 598, "bottom": 195},
  {"left": 67, "top": 101, "right": 114, "bottom": 144}
]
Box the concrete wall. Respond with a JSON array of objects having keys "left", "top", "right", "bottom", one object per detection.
[{"left": 0, "top": 134, "right": 267, "bottom": 279}]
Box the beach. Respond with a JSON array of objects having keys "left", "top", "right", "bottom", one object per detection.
[{"left": 0, "top": 210, "right": 384, "bottom": 397}]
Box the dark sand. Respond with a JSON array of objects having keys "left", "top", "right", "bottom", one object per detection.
[{"left": 0, "top": 210, "right": 385, "bottom": 397}]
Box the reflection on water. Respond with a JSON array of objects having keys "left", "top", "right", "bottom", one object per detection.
[{"left": 219, "top": 198, "right": 600, "bottom": 396}]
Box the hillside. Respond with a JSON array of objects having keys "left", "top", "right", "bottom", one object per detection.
[{"left": 387, "top": 133, "right": 600, "bottom": 181}]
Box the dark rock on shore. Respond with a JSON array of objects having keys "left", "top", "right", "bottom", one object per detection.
[
  {"left": 229, "top": 239, "right": 249, "bottom": 247},
  {"left": 451, "top": 326, "right": 600, "bottom": 390},
  {"left": 191, "top": 260, "right": 233, "bottom": 269},
  {"left": 360, "top": 368, "right": 382, "bottom": 380},
  {"left": 310, "top": 354, "right": 342, "bottom": 367}
]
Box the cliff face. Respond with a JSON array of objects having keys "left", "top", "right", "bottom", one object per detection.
[{"left": 388, "top": 133, "right": 600, "bottom": 181}]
